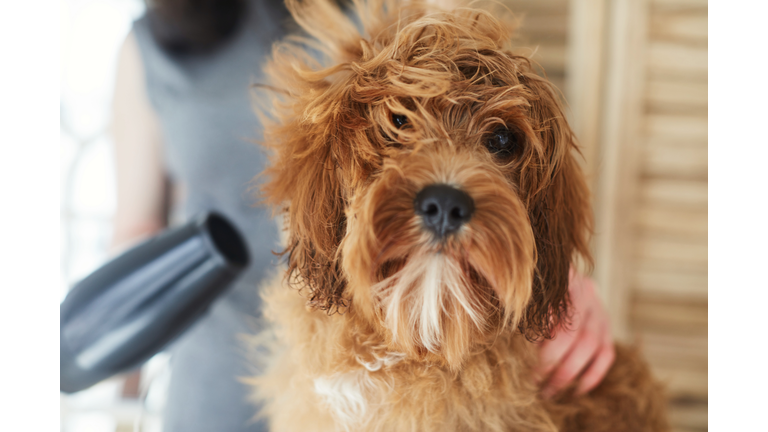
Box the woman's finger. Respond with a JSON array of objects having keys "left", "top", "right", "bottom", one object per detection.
[
  {"left": 536, "top": 309, "right": 588, "bottom": 381},
  {"left": 574, "top": 342, "right": 616, "bottom": 395},
  {"left": 536, "top": 271, "right": 590, "bottom": 381},
  {"left": 541, "top": 311, "right": 602, "bottom": 398}
]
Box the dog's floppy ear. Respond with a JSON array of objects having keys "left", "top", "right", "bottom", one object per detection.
[
  {"left": 261, "top": 121, "right": 350, "bottom": 312},
  {"left": 517, "top": 72, "right": 593, "bottom": 340},
  {"left": 255, "top": 0, "right": 371, "bottom": 313}
]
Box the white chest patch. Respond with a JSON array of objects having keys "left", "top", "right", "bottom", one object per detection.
[{"left": 313, "top": 369, "right": 378, "bottom": 428}]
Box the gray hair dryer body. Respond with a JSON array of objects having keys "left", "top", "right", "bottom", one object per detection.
[{"left": 60, "top": 212, "right": 249, "bottom": 393}]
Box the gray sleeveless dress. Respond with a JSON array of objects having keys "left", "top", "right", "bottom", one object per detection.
[{"left": 132, "top": 2, "right": 289, "bottom": 430}]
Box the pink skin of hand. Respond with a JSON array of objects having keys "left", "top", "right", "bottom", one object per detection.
[{"left": 536, "top": 268, "right": 616, "bottom": 398}]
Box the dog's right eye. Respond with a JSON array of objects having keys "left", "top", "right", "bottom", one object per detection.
[
  {"left": 392, "top": 114, "right": 408, "bottom": 129},
  {"left": 485, "top": 126, "right": 520, "bottom": 157}
]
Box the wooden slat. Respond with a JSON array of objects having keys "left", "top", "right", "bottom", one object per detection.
[
  {"left": 519, "top": 13, "right": 569, "bottom": 39},
  {"left": 633, "top": 264, "right": 707, "bottom": 301},
  {"left": 646, "top": 113, "right": 708, "bottom": 143},
  {"left": 632, "top": 300, "right": 708, "bottom": 336},
  {"left": 636, "top": 205, "right": 707, "bottom": 238},
  {"left": 548, "top": 76, "right": 566, "bottom": 96},
  {"left": 650, "top": 12, "right": 707, "bottom": 44},
  {"left": 590, "top": 0, "right": 649, "bottom": 342},
  {"left": 647, "top": 41, "right": 707, "bottom": 80},
  {"left": 507, "top": 0, "right": 569, "bottom": 14},
  {"left": 645, "top": 136, "right": 707, "bottom": 151},
  {"left": 641, "top": 142, "right": 708, "bottom": 179},
  {"left": 517, "top": 43, "right": 567, "bottom": 75},
  {"left": 669, "top": 401, "right": 709, "bottom": 430},
  {"left": 670, "top": 428, "right": 707, "bottom": 432},
  {"left": 635, "top": 235, "right": 707, "bottom": 271},
  {"left": 650, "top": 0, "right": 708, "bottom": 13},
  {"left": 566, "top": 0, "right": 607, "bottom": 182},
  {"left": 646, "top": 78, "right": 707, "bottom": 113},
  {"left": 633, "top": 257, "right": 706, "bottom": 275},
  {"left": 649, "top": 365, "right": 708, "bottom": 399},
  {"left": 639, "top": 179, "right": 707, "bottom": 209}
]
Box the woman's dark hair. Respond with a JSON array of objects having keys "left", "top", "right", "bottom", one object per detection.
[{"left": 145, "top": 0, "right": 247, "bottom": 55}]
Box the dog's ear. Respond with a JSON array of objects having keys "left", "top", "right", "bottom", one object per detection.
[
  {"left": 261, "top": 123, "right": 350, "bottom": 312},
  {"left": 256, "top": 0, "right": 389, "bottom": 312},
  {"left": 517, "top": 72, "right": 594, "bottom": 340}
]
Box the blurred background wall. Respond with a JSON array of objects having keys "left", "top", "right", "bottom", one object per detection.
[{"left": 60, "top": 0, "right": 707, "bottom": 431}]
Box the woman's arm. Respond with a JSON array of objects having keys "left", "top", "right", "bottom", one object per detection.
[{"left": 110, "top": 30, "right": 167, "bottom": 253}]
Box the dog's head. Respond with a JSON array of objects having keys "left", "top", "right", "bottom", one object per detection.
[{"left": 259, "top": 0, "right": 592, "bottom": 368}]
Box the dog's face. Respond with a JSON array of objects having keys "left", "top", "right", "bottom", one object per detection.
[{"left": 261, "top": 1, "right": 592, "bottom": 368}]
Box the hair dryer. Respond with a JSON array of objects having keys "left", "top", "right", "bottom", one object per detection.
[{"left": 60, "top": 212, "right": 249, "bottom": 393}]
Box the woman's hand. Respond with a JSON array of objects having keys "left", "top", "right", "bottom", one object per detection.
[{"left": 536, "top": 269, "right": 615, "bottom": 398}]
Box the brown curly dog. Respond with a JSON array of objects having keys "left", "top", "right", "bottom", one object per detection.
[{"left": 245, "top": 1, "right": 669, "bottom": 431}]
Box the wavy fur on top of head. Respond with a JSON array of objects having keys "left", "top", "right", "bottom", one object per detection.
[{"left": 257, "top": 0, "right": 593, "bottom": 367}]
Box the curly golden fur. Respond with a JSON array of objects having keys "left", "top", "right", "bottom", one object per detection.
[{"left": 246, "top": 1, "right": 669, "bottom": 430}]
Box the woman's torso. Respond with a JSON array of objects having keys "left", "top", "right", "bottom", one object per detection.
[{"left": 132, "top": 1, "right": 291, "bottom": 430}]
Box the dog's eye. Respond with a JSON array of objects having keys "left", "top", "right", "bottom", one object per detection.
[
  {"left": 392, "top": 114, "right": 408, "bottom": 129},
  {"left": 485, "top": 127, "right": 520, "bottom": 156}
]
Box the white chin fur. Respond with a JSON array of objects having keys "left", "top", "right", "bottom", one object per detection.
[{"left": 374, "top": 253, "right": 487, "bottom": 352}]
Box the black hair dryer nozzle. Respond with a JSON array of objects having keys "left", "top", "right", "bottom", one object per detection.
[{"left": 60, "top": 212, "right": 249, "bottom": 393}]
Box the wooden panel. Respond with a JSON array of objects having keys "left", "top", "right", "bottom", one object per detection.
[
  {"left": 636, "top": 205, "right": 707, "bottom": 238},
  {"left": 645, "top": 136, "right": 707, "bottom": 151},
  {"left": 632, "top": 300, "right": 707, "bottom": 335},
  {"left": 647, "top": 41, "right": 707, "bottom": 80},
  {"left": 650, "top": 12, "right": 707, "bottom": 44},
  {"left": 635, "top": 235, "right": 707, "bottom": 271},
  {"left": 539, "top": 44, "right": 567, "bottom": 74},
  {"left": 508, "top": 0, "right": 570, "bottom": 14},
  {"left": 646, "top": 78, "right": 707, "bottom": 113},
  {"left": 590, "top": 0, "right": 649, "bottom": 341},
  {"left": 618, "top": 1, "right": 707, "bottom": 428},
  {"left": 646, "top": 113, "right": 708, "bottom": 143},
  {"left": 671, "top": 428, "right": 707, "bottom": 432},
  {"left": 633, "top": 263, "right": 707, "bottom": 301},
  {"left": 650, "top": 0, "right": 708, "bottom": 13},
  {"left": 509, "top": 0, "right": 569, "bottom": 81},
  {"left": 565, "top": 0, "right": 607, "bottom": 181},
  {"left": 641, "top": 143, "right": 707, "bottom": 179},
  {"left": 516, "top": 43, "right": 567, "bottom": 75},
  {"left": 639, "top": 179, "right": 707, "bottom": 209},
  {"left": 652, "top": 365, "right": 708, "bottom": 399},
  {"left": 671, "top": 427, "right": 708, "bottom": 432},
  {"left": 547, "top": 76, "right": 566, "bottom": 96},
  {"left": 669, "top": 401, "right": 708, "bottom": 430},
  {"left": 519, "top": 13, "right": 569, "bottom": 39}
]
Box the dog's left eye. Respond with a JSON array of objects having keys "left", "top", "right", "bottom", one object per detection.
[
  {"left": 485, "top": 127, "right": 520, "bottom": 156},
  {"left": 392, "top": 114, "right": 408, "bottom": 129}
]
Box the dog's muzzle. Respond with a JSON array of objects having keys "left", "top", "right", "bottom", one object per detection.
[{"left": 414, "top": 184, "right": 475, "bottom": 238}]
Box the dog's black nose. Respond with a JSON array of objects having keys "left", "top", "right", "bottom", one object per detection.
[{"left": 414, "top": 184, "right": 475, "bottom": 238}]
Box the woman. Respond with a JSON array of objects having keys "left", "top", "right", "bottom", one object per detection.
[{"left": 111, "top": 1, "right": 614, "bottom": 430}]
